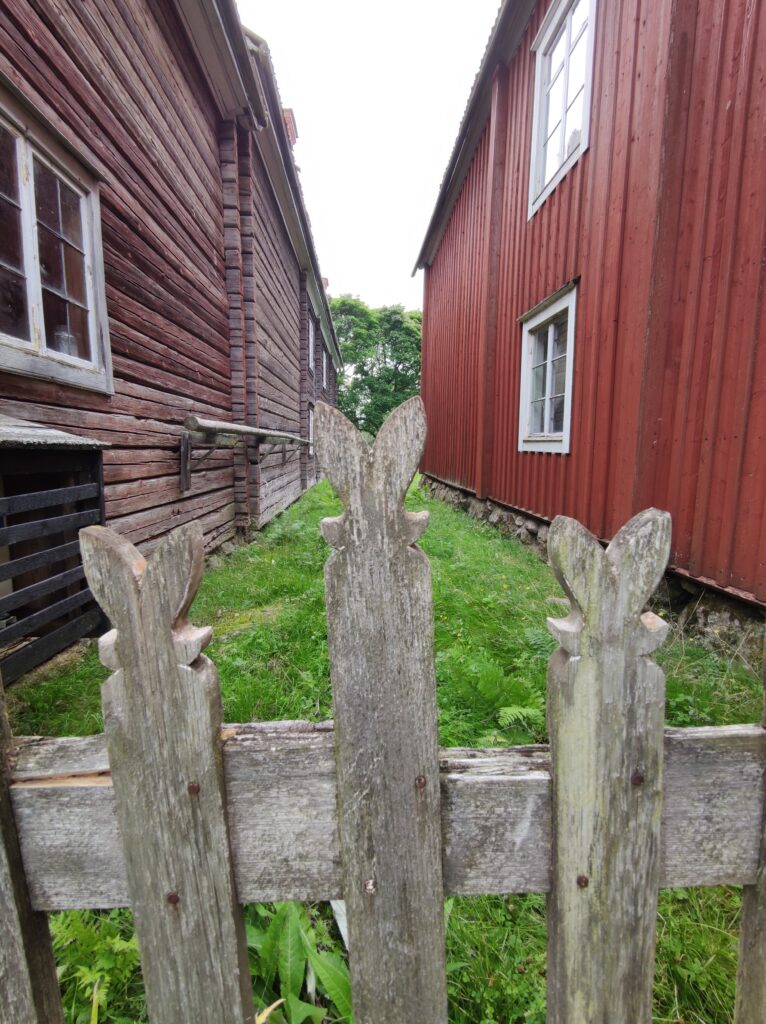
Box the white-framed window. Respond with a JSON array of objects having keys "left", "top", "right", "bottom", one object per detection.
[
  {"left": 308, "top": 403, "right": 315, "bottom": 457},
  {"left": 518, "top": 284, "right": 576, "bottom": 453},
  {"left": 0, "top": 98, "right": 112, "bottom": 393},
  {"left": 308, "top": 316, "right": 315, "bottom": 372},
  {"left": 322, "top": 347, "right": 327, "bottom": 390},
  {"left": 528, "top": 0, "right": 597, "bottom": 217}
]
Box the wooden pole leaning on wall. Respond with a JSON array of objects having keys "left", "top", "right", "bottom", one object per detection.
[
  {"left": 79, "top": 523, "right": 254, "bottom": 1024},
  {"left": 734, "top": 631, "right": 766, "bottom": 1022},
  {"left": 545, "top": 508, "right": 672, "bottom": 1022},
  {"left": 316, "top": 397, "right": 448, "bottom": 1024},
  {"left": 0, "top": 677, "right": 64, "bottom": 1024}
]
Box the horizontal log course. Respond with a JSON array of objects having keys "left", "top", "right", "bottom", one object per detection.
[{"left": 9, "top": 721, "right": 765, "bottom": 912}]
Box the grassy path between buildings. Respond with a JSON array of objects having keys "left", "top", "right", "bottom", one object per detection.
[{"left": 9, "top": 479, "right": 762, "bottom": 1023}]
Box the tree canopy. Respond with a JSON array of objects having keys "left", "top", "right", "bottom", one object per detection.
[{"left": 330, "top": 295, "right": 422, "bottom": 436}]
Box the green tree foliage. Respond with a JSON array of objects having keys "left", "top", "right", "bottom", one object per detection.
[{"left": 330, "top": 295, "right": 421, "bottom": 435}]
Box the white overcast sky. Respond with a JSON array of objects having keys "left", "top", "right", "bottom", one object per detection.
[{"left": 235, "top": 0, "right": 501, "bottom": 311}]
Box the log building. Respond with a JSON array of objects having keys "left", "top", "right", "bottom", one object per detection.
[{"left": 0, "top": 0, "right": 339, "bottom": 680}]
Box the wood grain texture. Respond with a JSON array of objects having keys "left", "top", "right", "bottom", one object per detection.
[
  {"left": 0, "top": 687, "right": 63, "bottom": 1023},
  {"left": 8, "top": 723, "right": 765, "bottom": 910},
  {"left": 0, "top": 0, "right": 238, "bottom": 550},
  {"left": 316, "top": 398, "right": 448, "bottom": 1024},
  {"left": 545, "top": 509, "right": 672, "bottom": 1023},
  {"left": 79, "top": 523, "right": 253, "bottom": 1024},
  {"left": 734, "top": 648, "right": 766, "bottom": 1023}
]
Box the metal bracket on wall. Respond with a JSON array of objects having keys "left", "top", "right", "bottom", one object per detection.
[{"left": 179, "top": 416, "right": 309, "bottom": 493}]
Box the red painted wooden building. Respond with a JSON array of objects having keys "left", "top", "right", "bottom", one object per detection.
[
  {"left": 415, "top": 0, "right": 765, "bottom": 603},
  {"left": 0, "top": 0, "right": 339, "bottom": 680}
]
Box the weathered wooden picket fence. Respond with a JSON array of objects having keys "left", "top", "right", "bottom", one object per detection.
[{"left": 1, "top": 397, "right": 765, "bottom": 1023}]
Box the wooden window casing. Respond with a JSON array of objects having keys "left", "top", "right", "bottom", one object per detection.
[
  {"left": 518, "top": 284, "right": 576, "bottom": 453},
  {"left": 528, "top": 0, "right": 598, "bottom": 218},
  {"left": 0, "top": 97, "right": 112, "bottom": 393}
]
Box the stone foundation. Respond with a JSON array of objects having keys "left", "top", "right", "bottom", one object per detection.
[{"left": 419, "top": 474, "right": 765, "bottom": 674}]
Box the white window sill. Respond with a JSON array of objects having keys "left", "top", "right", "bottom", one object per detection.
[
  {"left": 1, "top": 344, "right": 113, "bottom": 394},
  {"left": 519, "top": 434, "right": 569, "bottom": 454}
]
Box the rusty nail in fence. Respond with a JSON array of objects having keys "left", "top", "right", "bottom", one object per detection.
[
  {"left": 166, "top": 892, "right": 180, "bottom": 905},
  {"left": 363, "top": 878, "right": 377, "bottom": 895},
  {"left": 576, "top": 875, "right": 589, "bottom": 889},
  {"left": 187, "top": 782, "right": 200, "bottom": 796},
  {"left": 415, "top": 775, "right": 426, "bottom": 790},
  {"left": 631, "top": 770, "right": 645, "bottom": 786}
]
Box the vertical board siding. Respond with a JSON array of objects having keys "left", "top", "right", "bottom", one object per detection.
[
  {"left": 421, "top": 126, "right": 490, "bottom": 489},
  {"left": 645, "top": 0, "right": 766, "bottom": 599},
  {"left": 251, "top": 147, "right": 303, "bottom": 527},
  {"left": 421, "top": 0, "right": 766, "bottom": 599},
  {"left": 0, "top": 0, "right": 235, "bottom": 552}
]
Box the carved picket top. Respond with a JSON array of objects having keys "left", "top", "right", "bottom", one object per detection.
[
  {"left": 316, "top": 397, "right": 448, "bottom": 1024},
  {"left": 545, "top": 509, "right": 671, "bottom": 1023},
  {"left": 79, "top": 523, "right": 253, "bottom": 1024}
]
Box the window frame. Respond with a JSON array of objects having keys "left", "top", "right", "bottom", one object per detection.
[
  {"left": 308, "top": 403, "right": 315, "bottom": 457},
  {"left": 0, "top": 96, "right": 112, "bottom": 394},
  {"left": 528, "top": 0, "right": 598, "bottom": 219},
  {"left": 308, "top": 316, "right": 315, "bottom": 373},
  {"left": 517, "top": 283, "right": 577, "bottom": 454},
  {"left": 322, "top": 346, "right": 327, "bottom": 390}
]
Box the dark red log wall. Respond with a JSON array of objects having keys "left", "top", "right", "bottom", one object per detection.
[
  {"left": 250, "top": 145, "right": 303, "bottom": 527},
  {"left": 421, "top": 0, "right": 766, "bottom": 600},
  {"left": 0, "top": 0, "right": 236, "bottom": 550}
]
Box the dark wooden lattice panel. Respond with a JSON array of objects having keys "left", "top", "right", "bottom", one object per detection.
[{"left": 0, "top": 438, "right": 106, "bottom": 686}]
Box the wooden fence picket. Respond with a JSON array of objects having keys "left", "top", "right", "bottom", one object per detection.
[
  {"left": 0, "top": 684, "right": 63, "bottom": 1024},
  {"left": 79, "top": 523, "right": 254, "bottom": 1024},
  {"left": 734, "top": 643, "right": 766, "bottom": 1022},
  {"left": 545, "top": 509, "right": 671, "bottom": 1022},
  {"left": 316, "top": 397, "right": 448, "bottom": 1024}
]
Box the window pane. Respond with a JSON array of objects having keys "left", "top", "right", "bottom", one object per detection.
[
  {"left": 550, "top": 395, "right": 565, "bottom": 433},
  {"left": 43, "top": 289, "right": 91, "bottom": 360},
  {"left": 0, "top": 196, "right": 23, "bottom": 271},
  {"left": 533, "top": 329, "right": 548, "bottom": 366},
  {"left": 60, "top": 182, "right": 83, "bottom": 247},
  {"left": 568, "top": 28, "right": 588, "bottom": 100},
  {"left": 532, "top": 362, "right": 547, "bottom": 401},
  {"left": 566, "top": 89, "right": 585, "bottom": 157},
  {"left": 553, "top": 317, "right": 568, "bottom": 357},
  {"left": 552, "top": 355, "right": 567, "bottom": 395},
  {"left": 38, "top": 225, "right": 64, "bottom": 290},
  {"left": 67, "top": 302, "right": 91, "bottom": 360},
  {"left": 547, "top": 70, "right": 565, "bottom": 138},
  {"left": 544, "top": 132, "right": 562, "bottom": 184},
  {"left": 571, "top": 0, "right": 587, "bottom": 40},
  {"left": 0, "top": 125, "right": 18, "bottom": 201},
  {"left": 43, "top": 289, "right": 69, "bottom": 352},
  {"left": 34, "top": 160, "right": 60, "bottom": 231},
  {"left": 0, "top": 264, "right": 29, "bottom": 340},
  {"left": 549, "top": 26, "right": 567, "bottom": 80},
  {"left": 64, "top": 243, "right": 86, "bottom": 305},
  {"left": 530, "top": 399, "right": 546, "bottom": 434}
]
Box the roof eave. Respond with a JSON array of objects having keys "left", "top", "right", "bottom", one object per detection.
[
  {"left": 170, "top": 0, "right": 267, "bottom": 127},
  {"left": 413, "top": 0, "right": 537, "bottom": 272},
  {"left": 245, "top": 34, "right": 342, "bottom": 368}
]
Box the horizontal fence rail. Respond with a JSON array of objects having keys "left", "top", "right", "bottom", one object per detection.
[{"left": 9, "top": 722, "right": 766, "bottom": 910}]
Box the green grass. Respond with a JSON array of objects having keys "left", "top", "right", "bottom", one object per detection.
[{"left": 8, "top": 479, "right": 763, "bottom": 1023}]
